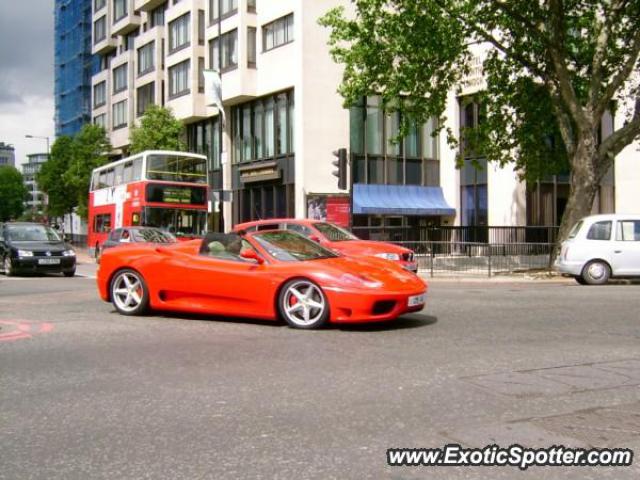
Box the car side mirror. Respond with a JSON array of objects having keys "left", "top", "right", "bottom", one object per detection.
[
  {"left": 240, "top": 249, "right": 264, "bottom": 264},
  {"left": 309, "top": 235, "right": 321, "bottom": 243}
]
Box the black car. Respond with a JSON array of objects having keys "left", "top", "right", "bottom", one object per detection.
[
  {"left": 98, "top": 226, "right": 176, "bottom": 260},
  {"left": 0, "top": 222, "right": 76, "bottom": 277}
]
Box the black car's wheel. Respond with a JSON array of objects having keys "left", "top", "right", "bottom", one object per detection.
[
  {"left": 63, "top": 268, "right": 76, "bottom": 278},
  {"left": 278, "top": 279, "right": 329, "bottom": 329},
  {"left": 580, "top": 260, "right": 611, "bottom": 285},
  {"left": 110, "top": 269, "right": 150, "bottom": 315},
  {"left": 3, "top": 256, "right": 15, "bottom": 277}
]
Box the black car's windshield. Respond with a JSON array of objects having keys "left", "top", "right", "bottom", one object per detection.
[
  {"left": 6, "top": 225, "right": 61, "bottom": 242},
  {"left": 132, "top": 229, "right": 177, "bottom": 243},
  {"left": 313, "top": 222, "right": 358, "bottom": 242},
  {"left": 252, "top": 231, "right": 339, "bottom": 262}
]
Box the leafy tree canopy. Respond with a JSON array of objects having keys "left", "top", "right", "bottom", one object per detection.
[
  {"left": 38, "top": 125, "right": 111, "bottom": 220},
  {"left": 320, "top": 0, "right": 640, "bottom": 240},
  {"left": 0, "top": 166, "right": 27, "bottom": 222},
  {"left": 129, "top": 105, "right": 186, "bottom": 154}
]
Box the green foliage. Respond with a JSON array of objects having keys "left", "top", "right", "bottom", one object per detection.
[
  {"left": 320, "top": 0, "right": 640, "bottom": 237},
  {"left": 129, "top": 105, "right": 186, "bottom": 154},
  {"left": 0, "top": 166, "right": 27, "bottom": 222},
  {"left": 38, "top": 125, "right": 111, "bottom": 220},
  {"left": 38, "top": 136, "right": 76, "bottom": 217},
  {"left": 66, "top": 124, "right": 111, "bottom": 218}
]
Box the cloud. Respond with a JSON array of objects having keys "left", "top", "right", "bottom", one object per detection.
[
  {"left": 0, "top": 0, "right": 55, "bottom": 166},
  {"left": 0, "top": 0, "right": 54, "bottom": 103}
]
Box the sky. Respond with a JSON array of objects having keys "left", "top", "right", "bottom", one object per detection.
[{"left": 0, "top": 0, "right": 55, "bottom": 167}]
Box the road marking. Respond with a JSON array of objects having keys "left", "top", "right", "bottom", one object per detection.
[{"left": 0, "top": 320, "right": 54, "bottom": 342}]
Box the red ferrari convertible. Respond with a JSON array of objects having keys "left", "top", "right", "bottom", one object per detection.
[{"left": 96, "top": 230, "right": 427, "bottom": 329}]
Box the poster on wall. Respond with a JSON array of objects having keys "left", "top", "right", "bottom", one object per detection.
[{"left": 306, "top": 194, "right": 350, "bottom": 228}]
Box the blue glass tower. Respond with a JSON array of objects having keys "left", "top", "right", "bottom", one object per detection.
[{"left": 54, "top": 0, "right": 96, "bottom": 137}]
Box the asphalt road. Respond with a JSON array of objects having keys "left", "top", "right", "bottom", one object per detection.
[{"left": 1, "top": 265, "right": 639, "bottom": 480}]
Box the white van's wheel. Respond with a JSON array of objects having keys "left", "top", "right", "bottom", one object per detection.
[{"left": 580, "top": 260, "right": 610, "bottom": 285}]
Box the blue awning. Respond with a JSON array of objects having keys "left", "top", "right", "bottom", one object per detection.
[{"left": 352, "top": 184, "right": 456, "bottom": 216}]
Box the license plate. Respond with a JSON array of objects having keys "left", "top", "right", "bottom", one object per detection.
[
  {"left": 38, "top": 258, "right": 60, "bottom": 265},
  {"left": 408, "top": 293, "right": 426, "bottom": 307}
]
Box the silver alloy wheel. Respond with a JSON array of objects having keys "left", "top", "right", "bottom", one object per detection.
[
  {"left": 587, "top": 262, "right": 605, "bottom": 280},
  {"left": 281, "top": 280, "right": 326, "bottom": 327},
  {"left": 112, "top": 271, "right": 144, "bottom": 313}
]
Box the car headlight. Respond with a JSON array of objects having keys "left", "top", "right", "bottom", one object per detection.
[
  {"left": 63, "top": 249, "right": 76, "bottom": 257},
  {"left": 374, "top": 252, "right": 401, "bottom": 261},
  {"left": 17, "top": 250, "right": 33, "bottom": 257},
  {"left": 340, "top": 273, "right": 383, "bottom": 288}
]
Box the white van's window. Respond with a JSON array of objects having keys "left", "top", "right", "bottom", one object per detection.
[
  {"left": 617, "top": 220, "right": 640, "bottom": 241},
  {"left": 568, "top": 221, "right": 583, "bottom": 239},
  {"left": 586, "top": 221, "right": 612, "bottom": 240}
]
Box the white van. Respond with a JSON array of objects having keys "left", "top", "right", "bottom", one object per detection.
[{"left": 555, "top": 214, "right": 640, "bottom": 284}]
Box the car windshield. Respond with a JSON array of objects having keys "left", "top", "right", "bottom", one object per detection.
[
  {"left": 6, "top": 225, "right": 61, "bottom": 242},
  {"left": 313, "top": 222, "right": 358, "bottom": 242},
  {"left": 252, "top": 231, "right": 339, "bottom": 262},
  {"left": 131, "top": 229, "right": 177, "bottom": 243}
]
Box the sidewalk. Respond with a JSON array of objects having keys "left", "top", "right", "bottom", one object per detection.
[{"left": 73, "top": 247, "right": 94, "bottom": 265}]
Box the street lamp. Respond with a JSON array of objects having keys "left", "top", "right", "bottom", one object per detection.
[{"left": 25, "top": 134, "right": 50, "bottom": 154}]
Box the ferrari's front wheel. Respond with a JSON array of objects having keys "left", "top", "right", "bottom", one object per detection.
[
  {"left": 279, "top": 279, "right": 329, "bottom": 329},
  {"left": 110, "top": 269, "right": 149, "bottom": 316}
]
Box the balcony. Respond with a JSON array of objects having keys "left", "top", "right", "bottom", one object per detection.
[
  {"left": 134, "top": 0, "right": 166, "bottom": 12},
  {"left": 93, "top": 36, "right": 117, "bottom": 55},
  {"left": 112, "top": 0, "right": 142, "bottom": 36}
]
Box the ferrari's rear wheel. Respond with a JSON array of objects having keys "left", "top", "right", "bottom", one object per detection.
[
  {"left": 110, "top": 269, "right": 149, "bottom": 315},
  {"left": 279, "top": 279, "right": 329, "bottom": 329}
]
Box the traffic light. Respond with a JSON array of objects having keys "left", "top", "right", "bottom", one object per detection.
[{"left": 332, "top": 148, "right": 347, "bottom": 190}]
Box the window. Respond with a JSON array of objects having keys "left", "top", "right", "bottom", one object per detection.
[
  {"left": 93, "top": 81, "right": 106, "bottom": 107},
  {"left": 146, "top": 154, "right": 207, "bottom": 183},
  {"left": 186, "top": 117, "right": 221, "bottom": 172},
  {"left": 94, "top": 0, "right": 106, "bottom": 12},
  {"left": 150, "top": 4, "right": 165, "bottom": 27},
  {"left": 198, "top": 57, "right": 205, "bottom": 93},
  {"left": 231, "top": 90, "right": 294, "bottom": 163},
  {"left": 617, "top": 220, "right": 640, "bottom": 241},
  {"left": 168, "top": 60, "right": 190, "bottom": 98},
  {"left": 93, "top": 114, "right": 106, "bottom": 128},
  {"left": 169, "top": 13, "right": 190, "bottom": 54},
  {"left": 137, "top": 42, "right": 155, "bottom": 75},
  {"left": 209, "top": 29, "right": 238, "bottom": 71},
  {"left": 112, "top": 100, "right": 127, "bottom": 129},
  {"left": 114, "top": 0, "right": 127, "bottom": 22},
  {"left": 137, "top": 82, "right": 155, "bottom": 116},
  {"left": 94, "top": 16, "right": 106, "bottom": 43},
  {"left": 247, "top": 0, "right": 256, "bottom": 12},
  {"left": 459, "top": 99, "right": 487, "bottom": 228},
  {"left": 209, "top": 0, "right": 237, "bottom": 23},
  {"left": 112, "top": 63, "right": 128, "bottom": 93},
  {"left": 247, "top": 27, "right": 256, "bottom": 67},
  {"left": 263, "top": 13, "right": 293, "bottom": 51},
  {"left": 94, "top": 214, "right": 112, "bottom": 233},
  {"left": 587, "top": 221, "right": 612, "bottom": 240},
  {"left": 198, "top": 10, "right": 205, "bottom": 45}
]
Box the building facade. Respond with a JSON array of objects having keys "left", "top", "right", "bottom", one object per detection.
[
  {"left": 55, "top": 0, "right": 96, "bottom": 137},
  {"left": 21, "top": 153, "right": 49, "bottom": 214},
  {"left": 91, "top": 0, "right": 638, "bottom": 237},
  {"left": 0, "top": 143, "right": 16, "bottom": 167}
]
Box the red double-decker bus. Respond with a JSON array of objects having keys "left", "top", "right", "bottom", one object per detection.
[{"left": 88, "top": 150, "right": 209, "bottom": 257}]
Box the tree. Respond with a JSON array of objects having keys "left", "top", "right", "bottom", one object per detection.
[
  {"left": 129, "top": 105, "right": 186, "bottom": 153},
  {"left": 38, "top": 135, "right": 76, "bottom": 218},
  {"left": 320, "top": 1, "right": 640, "bottom": 245},
  {"left": 0, "top": 166, "right": 27, "bottom": 222},
  {"left": 38, "top": 126, "right": 111, "bottom": 223},
  {"left": 65, "top": 124, "right": 111, "bottom": 218}
]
